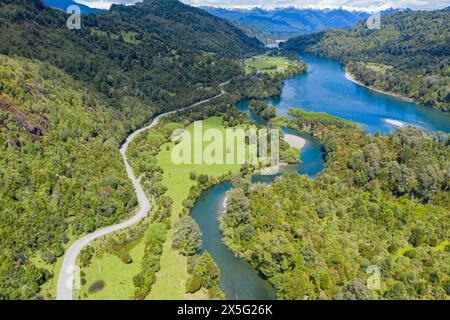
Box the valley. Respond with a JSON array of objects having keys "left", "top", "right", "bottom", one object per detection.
[
  {"left": 0, "top": 0, "right": 448, "bottom": 303},
  {"left": 282, "top": 9, "right": 450, "bottom": 111}
]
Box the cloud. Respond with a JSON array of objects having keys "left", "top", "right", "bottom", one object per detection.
[
  {"left": 75, "top": 0, "right": 450, "bottom": 11},
  {"left": 75, "top": 0, "right": 141, "bottom": 10}
]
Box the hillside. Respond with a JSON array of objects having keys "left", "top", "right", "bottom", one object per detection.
[
  {"left": 0, "top": 55, "right": 137, "bottom": 299},
  {"left": 0, "top": 0, "right": 263, "bottom": 299},
  {"left": 282, "top": 10, "right": 450, "bottom": 111},
  {"left": 107, "top": 0, "right": 263, "bottom": 57},
  {"left": 0, "top": 0, "right": 263, "bottom": 124}
]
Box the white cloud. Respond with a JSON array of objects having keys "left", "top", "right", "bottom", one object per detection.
[{"left": 75, "top": 0, "right": 450, "bottom": 11}]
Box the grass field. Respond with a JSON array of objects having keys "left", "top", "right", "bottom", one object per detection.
[
  {"left": 121, "top": 31, "right": 141, "bottom": 44},
  {"left": 78, "top": 117, "right": 247, "bottom": 300},
  {"left": 148, "top": 117, "right": 245, "bottom": 299},
  {"left": 78, "top": 238, "right": 145, "bottom": 300},
  {"left": 245, "top": 55, "right": 299, "bottom": 75},
  {"left": 89, "top": 28, "right": 141, "bottom": 44}
]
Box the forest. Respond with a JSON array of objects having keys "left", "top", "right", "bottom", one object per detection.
[
  {"left": 0, "top": 55, "right": 136, "bottom": 299},
  {"left": 220, "top": 109, "right": 450, "bottom": 299},
  {"left": 282, "top": 9, "right": 450, "bottom": 111},
  {"left": 0, "top": 0, "right": 264, "bottom": 299},
  {"left": 0, "top": 0, "right": 263, "bottom": 130}
]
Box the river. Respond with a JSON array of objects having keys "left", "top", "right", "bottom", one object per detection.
[
  {"left": 270, "top": 54, "right": 450, "bottom": 134},
  {"left": 191, "top": 122, "right": 323, "bottom": 300},
  {"left": 191, "top": 54, "right": 450, "bottom": 300}
]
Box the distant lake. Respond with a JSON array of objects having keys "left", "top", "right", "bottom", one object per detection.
[{"left": 269, "top": 54, "right": 450, "bottom": 134}]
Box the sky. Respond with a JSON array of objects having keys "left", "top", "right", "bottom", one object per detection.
[{"left": 75, "top": 0, "right": 450, "bottom": 12}]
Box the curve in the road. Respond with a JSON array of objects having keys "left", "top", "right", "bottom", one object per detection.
[{"left": 56, "top": 88, "right": 226, "bottom": 300}]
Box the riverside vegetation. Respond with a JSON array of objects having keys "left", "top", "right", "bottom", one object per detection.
[
  {"left": 78, "top": 85, "right": 301, "bottom": 299},
  {"left": 220, "top": 109, "right": 450, "bottom": 299},
  {"left": 71, "top": 41, "right": 305, "bottom": 299}
]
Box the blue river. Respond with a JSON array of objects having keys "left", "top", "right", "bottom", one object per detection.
[
  {"left": 191, "top": 54, "right": 450, "bottom": 300},
  {"left": 269, "top": 54, "right": 450, "bottom": 134}
]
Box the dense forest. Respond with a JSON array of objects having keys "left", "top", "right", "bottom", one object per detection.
[
  {"left": 0, "top": 0, "right": 263, "bottom": 128},
  {"left": 282, "top": 9, "right": 450, "bottom": 111},
  {"left": 221, "top": 110, "right": 450, "bottom": 299},
  {"left": 0, "top": 0, "right": 264, "bottom": 299},
  {"left": 0, "top": 55, "right": 136, "bottom": 299}
]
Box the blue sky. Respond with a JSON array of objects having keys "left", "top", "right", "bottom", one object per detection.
[{"left": 75, "top": 0, "right": 450, "bottom": 11}]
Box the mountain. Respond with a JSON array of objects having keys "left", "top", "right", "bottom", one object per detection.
[
  {"left": 43, "top": 0, "right": 104, "bottom": 13},
  {"left": 202, "top": 7, "right": 376, "bottom": 40},
  {"left": 0, "top": 0, "right": 263, "bottom": 299},
  {"left": 106, "top": 0, "right": 263, "bottom": 56},
  {"left": 0, "top": 0, "right": 263, "bottom": 114},
  {"left": 282, "top": 9, "right": 450, "bottom": 111}
]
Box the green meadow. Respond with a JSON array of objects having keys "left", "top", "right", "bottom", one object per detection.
[{"left": 78, "top": 237, "right": 145, "bottom": 300}]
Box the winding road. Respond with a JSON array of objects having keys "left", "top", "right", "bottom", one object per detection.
[{"left": 56, "top": 86, "right": 227, "bottom": 300}]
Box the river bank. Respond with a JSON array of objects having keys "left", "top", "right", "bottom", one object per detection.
[
  {"left": 194, "top": 53, "right": 450, "bottom": 301},
  {"left": 344, "top": 69, "right": 415, "bottom": 104},
  {"left": 190, "top": 96, "right": 324, "bottom": 299}
]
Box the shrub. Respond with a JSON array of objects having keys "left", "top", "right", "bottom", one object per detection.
[
  {"left": 193, "top": 252, "right": 220, "bottom": 289},
  {"left": 197, "top": 174, "right": 209, "bottom": 185},
  {"left": 120, "top": 251, "right": 133, "bottom": 264},
  {"left": 185, "top": 275, "right": 203, "bottom": 293}
]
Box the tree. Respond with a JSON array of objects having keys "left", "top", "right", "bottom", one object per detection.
[
  {"left": 197, "top": 174, "right": 209, "bottom": 185},
  {"left": 248, "top": 100, "right": 276, "bottom": 120},
  {"left": 79, "top": 246, "right": 94, "bottom": 268},
  {"left": 223, "top": 188, "right": 250, "bottom": 227},
  {"left": 172, "top": 216, "right": 202, "bottom": 256},
  {"left": 338, "top": 279, "right": 374, "bottom": 300},
  {"left": 185, "top": 275, "right": 203, "bottom": 293},
  {"left": 280, "top": 268, "right": 312, "bottom": 300}
]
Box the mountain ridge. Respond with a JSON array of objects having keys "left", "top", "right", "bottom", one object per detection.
[{"left": 202, "top": 7, "right": 406, "bottom": 40}]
